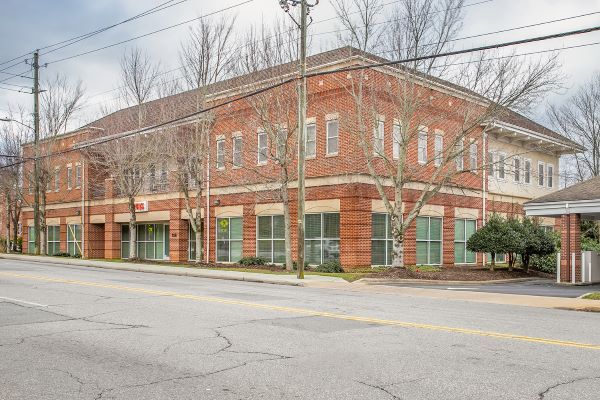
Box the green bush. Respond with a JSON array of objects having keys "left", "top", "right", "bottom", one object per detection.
[
  {"left": 238, "top": 256, "right": 267, "bottom": 266},
  {"left": 53, "top": 252, "right": 81, "bottom": 258},
  {"left": 315, "top": 261, "right": 344, "bottom": 273},
  {"left": 530, "top": 253, "right": 556, "bottom": 273}
]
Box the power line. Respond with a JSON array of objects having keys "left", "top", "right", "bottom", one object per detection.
[
  {"left": 0, "top": 70, "right": 33, "bottom": 80},
  {"left": 46, "top": 0, "right": 256, "bottom": 65},
  {"left": 0, "top": 85, "right": 31, "bottom": 94},
  {"left": 5, "top": 24, "right": 599, "bottom": 172},
  {"left": 306, "top": 25, "right": 600, "bottom": 77},
  {"left": 41, "top": 0, "right": 188, "bottom": 56},
  {"left": 0, "top": 0, "right": 187, "bottom": 67}
]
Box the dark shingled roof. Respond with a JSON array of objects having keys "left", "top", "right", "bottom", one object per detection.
[
  {"left": 526, "top": 176, "right": 600, "bottom": 204},
  {"left": 75, "top": 46, "right": 575, "bottom": 150}
]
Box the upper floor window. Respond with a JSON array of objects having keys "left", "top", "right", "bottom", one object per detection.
[
  {"left": 469, "top": 143, "right": 477, "bottom": 171},
  {"left": 257, "top": 131, "right": 268, "bottom": 164},
  {"left": 434, "top": 133, "right": 443, "bottom": 167},
  {"left": 513, "top": 157, "right": 521, "bottom": 183},
  {"left": 417, "top": 126, "right": 427, "bottom": 165},
  {"left": 497, "top": 152, "right": 506, "bottom": 179},
  {"left": 67, "top": 166, "right": 73, "bottom": 190},
  {"left": 373, "top": 119, "right": 384, "bottom": 156},
  {"left": 524, "top": 159, "right": 531, "bottom": 184},
  {"left": 487, "top": 152, "right": 495, "bottom": 177},
  {"left": 216, "top": 139, "right": 225, "bottom": 169},
  {"left": 454, "top": 139, "right": 464, "bottom": 171},
  {"left": 75, "top": 164, "right": 82, "bottom": 188},
  {"left": 392, "top": 123, "right": 401, "bottom": 160},
  {"left": 547, "top": 164, "right": 554, "bottom": 188},
  {"left": 54, "top": 168, "right": 60, "bottom": 191},
  {"left": 306, "top": 122, "right": 316, "bottom": 158},
  {"left": 326, "top": 119, "right": 339, "bottom": 155},
  {"left": 538, "top": 161, "right": 545, "bottom": 186},
  {"left": 232, "top": 136, "right": 243, "bottom": 167}
]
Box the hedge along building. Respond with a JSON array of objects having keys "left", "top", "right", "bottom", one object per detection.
[{"left": 20, "top": 47, "right": 581, "bottom": 267}]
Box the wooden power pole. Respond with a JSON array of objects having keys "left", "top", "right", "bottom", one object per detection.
[{"left": 32, "top": 50, "right": 41, "bottom": 255}]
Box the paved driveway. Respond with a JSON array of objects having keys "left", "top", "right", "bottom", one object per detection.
[{"left": 372, "top": 278, "right": 600, "bottom": 298}]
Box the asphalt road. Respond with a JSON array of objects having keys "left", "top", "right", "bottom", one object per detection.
[
  {"left": 373, "top": 279, "right": 600, "bottom": 298},
  {"left": 1, "top": 259, "right": 600, "bottom": 400}
]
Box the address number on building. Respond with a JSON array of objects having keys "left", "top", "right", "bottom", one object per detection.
[{"left": 134, "top": 201, "right": 148, "bottom": 212}]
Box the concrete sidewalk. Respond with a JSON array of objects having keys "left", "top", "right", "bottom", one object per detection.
[{"left": 0, "top": 254, "right": 346, "bottom": 286}]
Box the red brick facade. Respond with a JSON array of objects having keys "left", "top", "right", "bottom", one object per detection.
[{"left": 19, "top": 48, "right": 560, "bottom": 268}]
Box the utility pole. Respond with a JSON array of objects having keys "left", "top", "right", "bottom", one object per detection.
[
  {"left": 279, "top": 0, "right": 318, "bottom": 279},
  {"left": 32, "top": 50, "right": 41, "bottom": 255}
]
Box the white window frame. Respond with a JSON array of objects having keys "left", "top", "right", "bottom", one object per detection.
[
  {"left": 538, "top": 161, "right": 545, "bottom": 187},
  {"left": 256, "top": 215, "right": 286, "bottom": 264},
  {"left": 469, "top": 142, "right": 477, "bottom": 172},
  {"left": 497, "top": 152, "right": 506, "bottom": 180},
  {"left": 524, "top": 158, "right": 531, "bottom": 184},
  {"left": 454, "top": 139, "right": 464, "bottom": 171},
  {"left": 416, "top": 216, "right": 442, "bottom": 266},
  {"left": 216, "top": 217, "right": 243, "bottom": 263},
  {"left": 306, "top": 121, "right": 316, "bottom": 159},
  {"left": 487, "top": 151, "right": 495, "bottom": 178},
  {"left": 513, "top": 157, "right": 521, "bottom": 183},
  {"left": 54, "top": 167, "right": 60, "bottom": 192},
  {"left": 547, "top": 164, "right": 554, "bottom": 188},
  {"left": 67, "top": 166, "right": 73, "bottom": 190},
  {"left": 257, "top": 131, "right": 268, "bottom": 165},
  {"left": 392, "top": 123, "right": 401, "bottom": 160},
  {"left": 434, "top": 133, "right": 443, "bottom": 167},
  {"left": 216, "top": 139, "right": 225, "bottom": 170},
  {"left": 47, "top": 225, "right": 61, "bottom": 256},
  {"left": 67, "top": 224, "right": 82, "bottom": 256},
  {"left": 417, "top": 126, "right": 428, "bottom": 165},
  {"left": 232, "top": 136, "right": 242, "bottom": 168},
  {"left": 75, "top": 164, "right": 82, "bottom": 188},
  {"left": 304, "top": 212, "right": 340, "bottom": 265},
  {"left": 373, "top": 119, "right": 384, "bottom": 156},
  {"left": 326, "top": 119, "right": 339, "bottom": 156},
  {"left": 454, "top": 219, "right": 477, "bottom": 265}
]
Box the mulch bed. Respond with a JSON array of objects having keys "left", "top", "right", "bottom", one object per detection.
[{"left": 366, "top": 267, "right": 549, "bottom": 281}]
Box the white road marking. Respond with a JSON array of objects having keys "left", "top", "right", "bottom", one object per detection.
[
  {"left": 0, "top": 296, "right": 48, "bottom": 307},
  {"left": 446, "top": 287, "right": 479, "bottom": 291}
]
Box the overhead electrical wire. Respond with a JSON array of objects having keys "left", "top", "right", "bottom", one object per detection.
[
  {"left": 0, "top": 0, "right": 187, "bottom": 67},
  {"left": 46, "top": 0, "right": 256, "bottom": 65},
  {"left": 82, "top": 9, "right": 600, "bottom": 110},
  {"left": 3, "top": 24, "right": 598, "bottom": 171}
]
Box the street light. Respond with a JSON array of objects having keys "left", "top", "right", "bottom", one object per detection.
[
  {"left": 0, "top": 118, "right": 34, "bottom": 131},
  {"left": 278, "top": 0, "right": 318, "bottom": 279}
]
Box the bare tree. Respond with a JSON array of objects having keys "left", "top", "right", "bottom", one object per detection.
[
  {"left": 120, "top": 47, "right": 161, "bottom": 126},
  {"left": 548, "top": 72, "right": 600, "bottom": 184},
  {"left": 0, "top": 107, "right": 30, "bottom": 252},
  {"left": 168, "top": 15, "right": 237, "bottom": 263},
  {"left": 85, "top": 127, "right": 161, "bottom": 259},
  {"left": 335, "top": 0, "right": 563, "bottom": 267}
]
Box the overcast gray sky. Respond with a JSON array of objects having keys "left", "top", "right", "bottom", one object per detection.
[{"left": 1, "top": 0, "right": 599, "bottom": 129}]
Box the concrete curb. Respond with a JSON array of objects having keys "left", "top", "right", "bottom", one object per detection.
[
  {"left": 0, "top": 254, "right": 317, "bottom": 287},
  {"left": 354, "top": 277, "right": 542, "bottom": 285}
]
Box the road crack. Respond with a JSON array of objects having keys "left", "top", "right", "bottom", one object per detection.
[{"left": 538, "top": 375, "right": 600, "bottom": 399}]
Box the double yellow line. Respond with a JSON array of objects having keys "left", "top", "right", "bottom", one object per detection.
[{"left": 2, "top": 270, "right": 599, "bottom": 350}]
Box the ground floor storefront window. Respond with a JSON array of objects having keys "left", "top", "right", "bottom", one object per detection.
[
  {"left": 305, "top": 213, "right": 340, "bottom": 265},
  {"left": 372, "top": 213, "right": 393, "bottom": 266},
  {"left": 216, "top": 217, "right": 242, "bottom": 263},
  {"left": 454, "top": 219, "right": 476, "bottom": 264},
  {"left": 47, "top": 225, "right": 60, "bottom": 256},
  {"left": 27, "top": 226, "right": 35, "bottom": 254},
  {"left": 67, "top": 224, "right": 82, "bottom": 256},
  {"left": 416, "top": 216, "right": 442, "bottom": 265},
  {"left": 121, "top": 223, "right": 169, "bottom": 260},
  {"left": 257, "top": 215, "right": 286, "bottom": 264}
]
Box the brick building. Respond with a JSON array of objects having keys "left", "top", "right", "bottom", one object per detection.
[{"left": 20, "top": 47, "right": 581, "bottom": 267}]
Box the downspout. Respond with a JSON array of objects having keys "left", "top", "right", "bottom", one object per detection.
[
  {"left": 81, "top": 160, "right": 85, "bottom": 259},
  {"left": 205, "top": 136, "right": 211, "bottom": 263},
  {"left": 482, "top": 130, "right": 487, "bottom": 267},
  {"left": 565, "top": 202, "right": 570, "bottom": 283}
]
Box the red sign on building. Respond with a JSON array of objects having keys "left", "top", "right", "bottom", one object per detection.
[{"left": 134, "top": 201, "right": 148, "bottom": 212}]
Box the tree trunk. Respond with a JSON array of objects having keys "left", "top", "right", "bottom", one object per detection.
[
  {"left": 194, "top": 213, "right": 203, "bottom": 263},
  {"left": 128, "top": 197, "right": 137, "bottom": 259},
  {"left": 490, "top": 253, "right": 496, "bottom": 271},
  {"left": 391, "top": 215, "right": 405, "bottom": 268},
  {"left": 6, "top": 202, "right": 10, "bottom": 254},
  {"left": 508, "top": 253, "right": 514, "bottom": 271},
  {"left": 522, "top": 254, "right": 530, "bottom": 273},
  {"left": 40, "top": 192, "right": 47, "bottom": 256},
  {"left": 282, "top": 183, "right": 293, "bottom": 271},
  {"left": 12, "top": 210, "right": 19, "bottom": 252}
]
